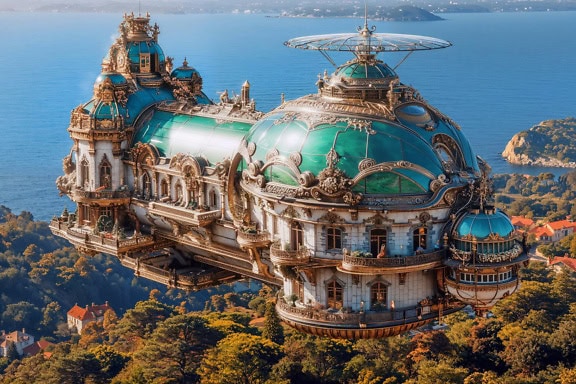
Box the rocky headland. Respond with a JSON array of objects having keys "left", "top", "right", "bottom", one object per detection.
[{"left": 502, "top": 117, "right": 576, "bottom": 168}]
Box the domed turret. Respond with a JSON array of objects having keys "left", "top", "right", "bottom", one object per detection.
[{"left": 445, "top": 207, "right": 527, "bottom": 312}]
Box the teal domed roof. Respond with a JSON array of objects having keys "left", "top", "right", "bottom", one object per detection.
[
  {"left": 243, "top": 110, "right": 446, "bottom": 195},
  {"left": 95, "top": 72, "right": 127, "bottom": 86},
  {"left": 335, "top": 61, "right": 396, "bottom": 79},
  {"left": 454, "top": 209, "right": 515, "bottom": 240},
  {"left": 127, "top": 41, "right": 165, "bottom": 68},
  {"left": 171, "top": 60, "right": 200, "bottom": 80}
]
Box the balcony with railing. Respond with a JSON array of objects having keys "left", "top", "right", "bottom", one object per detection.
[
  {"left": 49, "top": 218, "right": 158, "bottom": 256},
  {"left": 276, "top": 296, "right": 464, "bottom": 339},
  {"left": 148, "top": 201, "right": 221, "bottom": 227},
  {"left": 119, "top": 254, "right": 241, "bottom": 290},
  {"left": 338, "top": 248, "right": 445, "bottom": 274},
  {"left": 73, "top": 188, "right": 131, "bottom": 202},
  {"left": 236, "top": 228, "right": 271, "bottom": 249},
  {"left": 269, "top": 243, "right": 310, "bottom": 266}
]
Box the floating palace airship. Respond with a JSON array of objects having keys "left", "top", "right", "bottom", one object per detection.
[{"left": 51, "top": 13, "right": 529, "bottom": 339}]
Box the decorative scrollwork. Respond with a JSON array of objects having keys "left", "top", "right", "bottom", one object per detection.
[
  {"left": 290, "top": 152, "right": 303, "bottom": 167},
  {"left": 298, "top": 171, "right": 316, "bottom": 187},
  {"left": 247, "top": 142, "right": 257, "bottom": 156},
  {"left": 358, "top": 158, "right": 376, "bottom": 172},
  {"left": 266, "top": 148, "right": 279, "bottom": 162}
]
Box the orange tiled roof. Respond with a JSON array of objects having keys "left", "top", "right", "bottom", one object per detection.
[
  {"left": 0, "top": 330, "right": 31, "bottom": 348},
  {"left": 67, "top": 303, "right": 112, "bottom": 321},
  {"left": 511, "top": 216, "right": 534, "bottom": 227},
  {"left": 547, "top": 220, "right": 576, "bottom": 231},
  {"left": 530, "top": 226, "right": 553, "bottom": 238},
  {"left": 23, "top": 340, "right": 53, "bottom": 356},
  {"left": 550, "top": 256, "right": 576, "bottom": 272}
]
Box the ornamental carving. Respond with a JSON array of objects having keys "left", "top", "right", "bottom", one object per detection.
[
  {"left": 358, "top": 158, "right": 376, "bottom": 172},
  {"left": 319, "top": 211, "right": 345, "bottom": 224},
  {"left": 317, "top": 167, "right": 348, "bottom": 195},
  {"left": 281, "top": 206, "right": 300, "bottom": 219},
  {"left": 132, "top": 143, "right": 160, "bottom": 166},
  {"left": 205, "top": 158, "right": 231, "bottom": 180},
  {"left": 419, "top": 212, "right": 431, "bottom": 224}
]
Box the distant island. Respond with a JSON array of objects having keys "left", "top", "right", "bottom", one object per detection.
[
  {"left": 2, "top": 0, "right": 576, "bottom": 14},
  {"left": 502, "top": 117, "right": 576, "bottom": 168}
]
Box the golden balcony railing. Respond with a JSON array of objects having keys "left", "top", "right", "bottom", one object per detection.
[
  {"left": 49, "top": 218, "right": 157, "bottom": 256},
  {"left": 148, "top": 201, "right": 221, "bottom": 227},
  {"left": 276, "top": 297, "right": 464, "bottom": 339},
  {"left": 269, "top": 243, "right": 310, "bottom": 266},
  {"left": 73, "top": 188, "right": 131, "bottom": 201},
  {"left": 339, "top": 248, "right": 445, "bottom": 274},
  {"left": 119, "top": 254, "right": 240, "bottom": 290},
  {"left": 236, "top": 230, "right": 272, "bottom": 248}
]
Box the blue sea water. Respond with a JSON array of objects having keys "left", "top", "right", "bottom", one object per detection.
[{"left": 0, "top": 11, "right": 575, "bottom": 221}]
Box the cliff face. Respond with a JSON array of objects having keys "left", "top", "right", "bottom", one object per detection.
[{"left": 502, "top": 117, "right": 576, "bottom": 167}]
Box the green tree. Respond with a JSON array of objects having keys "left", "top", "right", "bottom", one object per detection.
[
  {"left": 199, "top": 333, "right": 282, "bottom": 384},
  {"left": 134, "top": 313, "right": 222, "bottom": 383},
  {"left": 5, "top": 342, "right": 20, "bottom": 362},
  {"left": 262, "top": 301, "right": 284, "bottom": 345},
  {"left": 108, "top": 299, "right": 176, "bottom": 352},
  {"left": 89, "top": 344, "right": 128, "bottom": 381},
  {"left": 414, "top": 358, "right": 468, "bottom": 384}
]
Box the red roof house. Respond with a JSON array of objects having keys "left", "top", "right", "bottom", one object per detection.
[
  {"left": 67, "top": 302, "right": 113, "bottom": 334},
  {"left": 549, "top": 256, "right": 576, "bottom": 273}
]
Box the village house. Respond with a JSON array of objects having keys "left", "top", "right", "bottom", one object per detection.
[
  {"left": 511, "top": 216, "right": 535, "bottom": 231},
  {"left": 67, "top": 302, "right": 113, "bottom": 334},
  {"left": 529, "top": 218, "right": 576, "bottom": 243},
  {"left": 0, "top": 329, "right": 34, "bottom": 357},
  {"left": 549, "top": 256, "right": 576, "bottom": 273}
]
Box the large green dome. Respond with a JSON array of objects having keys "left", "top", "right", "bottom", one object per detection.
[{"left": 243, "top": 110, "right": 445, "bottom": 195}]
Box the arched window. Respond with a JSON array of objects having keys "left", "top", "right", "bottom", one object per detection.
[
  {"left": 326, "top": 227, "right": 342, "bottom": 250},
  {"left": 160, "top": 179, "right": 169, "bottom": 198},
  {"left": 175, "top": 183, "right": 184, "bottom": 203},
  {"left": 370, "top": 228, "right": 387, "bottom": 256},
  {"left": 142, "top": 173, "right": 151, "bottom": 199},
  {"left": 370, "top": 282, "right": 388, "bottom": 310},
  {"left": 81, "top": 158, "right": 90, "bottom": 188},
  {"left": 413, "top": 227, "right": 428, "bottom": 252},
  {"left": 99, "top": 157, "right": 112, "bottom": 189},
  {"left": 290, "top": 222, "right": 304, "bottom": 250},
  {"left": 209, "top": 189, "right": 218, "bottom": 208},
  {"left": 326, "top": 280, "right": 343, "bottom": 309}
]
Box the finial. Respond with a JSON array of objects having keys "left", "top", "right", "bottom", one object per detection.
[{"left": 182, "top": 57, "right": 188, "bottom": 67}]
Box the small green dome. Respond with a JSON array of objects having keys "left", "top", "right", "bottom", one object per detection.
[
  {"left": 95, "top": 72, "right": 127, "bottom": 86},
  {"left": 335, "top": 61, "right": 396, "bottom": 79},
  {"left": 455, "top": 209, "right": 515, "bottom": 240},
  {"left": 171, "top": 60, "right": 200, "bottom": 80}
]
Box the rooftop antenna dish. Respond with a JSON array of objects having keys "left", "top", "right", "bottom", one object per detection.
[{"left": 284, "top": 7, "right": 452, "bottom": 69}]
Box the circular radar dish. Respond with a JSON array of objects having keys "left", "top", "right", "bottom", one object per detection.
[{"left": 284, "top": 31, "right": 451, "bottom": 53}]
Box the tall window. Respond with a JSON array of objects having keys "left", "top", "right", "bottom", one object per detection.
[
  {"left": 291, "top": 222, "right": 304, "bottom": 250},
  {"left": 81, "top": 158, "right": 90, "bottom": 188},
  {"left": 99, "top": 158, "right": 111, "bottom": 189},
  {"left": 161, "top": 179, "right": 169, "bottom": 198},
  {"left": 82, "top": 204, "right": 90, "bottom": 225},
  {"left": 175, "top": 183, "right": 184, "bottom": 203},
  {"left": 140, "top": 54, "right": 151, "bottom": 73},
  {"left": 370, "top": 282, "right": 388, "bottom": 309},
  {"left": 142, "top": 173, "right": 151, "bottom": 199},
  {"left": 370, "top": 228, "right": 387, "bottom": 256},
  {"left": 209, "top": 189, "right": 218, "bottom": 208},
  {"left": 326, "top": 280, "right": 343, "bottom": 309},
  {"left": 327, "top": 227, "right": 342, "bottom": 250},
  {"left": 413, "top": 227, "right": 428, "bottom": 251}
]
